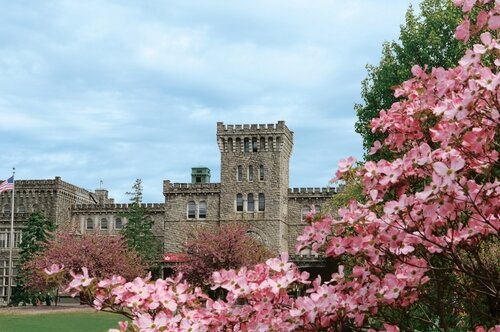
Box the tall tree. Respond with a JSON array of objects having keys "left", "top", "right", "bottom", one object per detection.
[
  {"left": 23, "top": 233, "right": 145, "bottom": 294},
  {"left": 176, "top": 223, "right": 272, "bottom": 286},
  {"left": 355, "top": 0, "right": 467, "bottom": 160},
  {"left": 121, "top": 179, "right": 162, "bottom": 269},
  {"left": 11, "top": 210, "right": 56, "bottom": 305}
]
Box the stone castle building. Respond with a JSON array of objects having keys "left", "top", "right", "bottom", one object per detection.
[{"left": 0, "top": 121, "right": 333, "bottom": 302}]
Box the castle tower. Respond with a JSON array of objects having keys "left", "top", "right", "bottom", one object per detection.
[{"left": 216, "top": 121, "right": 293, "bottom": 252}]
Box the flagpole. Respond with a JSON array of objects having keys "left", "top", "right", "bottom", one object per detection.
[{"left": 7, "top": 167, "right": 15, "bottom": 305}]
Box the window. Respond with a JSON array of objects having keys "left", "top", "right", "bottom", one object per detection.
[
  {"left": 236, "top": 194, "right": 243, "bottom": 212},
  {"left": 228, "top": 138, "right": 233, "bottom": 152},
  {"left": 199, "top": 201, "right": 207, "bottom": 219},
  {"left": 258, "top": 193, "right": 265, "bottom": 211},
  {"left": 268, "top": 137, "right": 273, "bottom": 151},
  {"left": 0, "top": 233, "right": 7, "bottom": 248},
  {"left": 86, "top": 218, "right": 94, "bottom": 230},
  {"left": 101, "top": 218, "right": 108, "bottom": 230},
  {"left": 248, "top": 165, "right": 254, "bottom": 181},
  {"left": 196, "top": 176, "right": 201, "bottom": 183},
  {"left": 115, "top": 217, "right": 123, "bottom": 229},
  {"left": 3, "top": 204, "right": 10, "bottom": 214},
  {"left": 260, "top": 137, "right": 266, "bottom": 151},
  {"left": 236, "top": 138, "right": 241, "bottom": 152},
  {"left": 301, "top": 206, "right": 311, "bottom": 221},
  {"left": 244, "top": 138, "right": 250, "bottom": 152},
  {"left": 18, "top": 205, "right": 26, "bottom": 213},
  {"left": 315, "top": 205, "right": 321, "bottom": 213},
  {"left": 252, "top": 138, "right": 258, "bottom": 152},
  {"left": 188, "top": 201, "right": 196, "bottom": 219},
  {"left": 259, "top": 165, "right": 265, "bottom": 181},
  {"left": 247, "top": 194, "right": 254, "bottom": 212},
  {"left": 237, "top": 165, "right": 243, "bottom": 181}
]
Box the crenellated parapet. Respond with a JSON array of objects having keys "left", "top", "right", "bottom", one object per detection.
[
  {"left": 72, "top": 203, "right": 165, "bottom": 214},
  {"left": 13, "top": 176, "right": 93, "bottom": 199},
  {"left": 163, "top": 180, "right": 221, "bottom": 196},
  {"left": 288, "top": 187, "right": 335, "bottom": 199},
  {"left": 217, "top": 121, "right": 290, "bottom": 132},
  {"left": 216, "top": 121, "right": 293, "bottom": 156}
]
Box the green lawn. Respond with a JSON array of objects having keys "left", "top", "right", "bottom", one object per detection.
[{"left": 0, "top": 311, "right": 127, "bottom": 332}]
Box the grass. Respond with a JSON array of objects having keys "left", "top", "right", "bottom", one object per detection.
[{"left": 0, "top": 310, "right": 127, "bottom": 332}]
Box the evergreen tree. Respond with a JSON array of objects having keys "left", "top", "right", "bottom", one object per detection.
[
  {"left": 121, "top": 179, "right": 162, "bottom": 270},
  {"left": 11, "top": 210, "right": 56, "bottom": 305}
]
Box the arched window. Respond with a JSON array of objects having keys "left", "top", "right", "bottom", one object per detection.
[
  {"left": 268, "top": 137, "right": 273, "bottom": 151},
  {"left": 260, "top": 137, "right": 266, "bottom": 151},
  {"left": 259, "top": 165, "right": 265, "bottom": 181},
  {"left": 248, "top": 165, "right": 254, "bottom": 181},
  {"left": 244, "top": 138, "right": 250, "bottom": 152},
  {"left": 228, "top": 138, "right": 233, "bottom": 152},
  {"left": 115, "top": 217, "right": 123, "bottom": 229},
  {"left": 86, "top": 218, "right": 94, "bottom": 230},
  {"left": 258, "top": 193, "right": 265, "bottom": 211},
  {"left": 236, "top": 194, "right": 243, "bottom": 212},
  {"left": 187, "top": 201, "right": 196, "bottom": 219},
  {"left": 301, "top": 206, "right": 311, "bottom": 221},
  {"left": 18, "top": 205, "right": 26, "bottom": 213},
  {"left": 32, "top": 204, "right": 39, "bottom": 212},
  {"left": 3, "top": 204, "right": 10, "bottom": 214},
  {"left": 236, "top": 138, "right": 241, "bottom": 152},
  {"left": 247, "top": 194, "right": 254, "bottom": 212},
  {"left": 237, "top": 165, "right": 243, "bottom": 181},
  {"left": 101, "top": 218, "right": 108, "bottom": 230},
  {"left": 252, "top": 138, "right": 258, "bottom": 152},
  {"left": 199, "top": 201, "right": 207, "bottom": 219}
]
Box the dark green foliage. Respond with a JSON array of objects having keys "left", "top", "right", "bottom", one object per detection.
[
  {"left": 355, "top": 0, "right": 467, "bottom": 161},
  {"left": 11, "top": 210, "right": 56, "bottom": 305},
  {"left": 120, "top": 179, "right": 162, "bottom": 270}
]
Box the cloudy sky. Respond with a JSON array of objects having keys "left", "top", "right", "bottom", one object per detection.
[{"left": 0, "top": 0, "right": 421, "bottom": 202}]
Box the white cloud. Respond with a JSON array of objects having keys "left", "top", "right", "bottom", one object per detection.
[{"left": 0, "top": 0, "right": 421, "bottom": 202}]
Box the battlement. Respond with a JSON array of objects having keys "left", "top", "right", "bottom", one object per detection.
[
  {"left": 288, "top": 187, "right": 335, "bottom": 198},
  {"left": 72, "top": 203, "right": 165, "bottom": 212},
  {"left": 15, "top": 176, "right": 91, "bottom": 197},
  {"left": 216, "top": 121, "right": 293, "bottom": 155},
  {"left": 163, "top": 180, "right": 221, "bottom": 195},
  {"left": 217, "top": 121, "right": 288, "bottom": 132}
]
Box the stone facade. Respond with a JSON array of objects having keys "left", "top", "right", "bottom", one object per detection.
[{"left": 0, "top": 121, "right": 334, "bottom": 303}]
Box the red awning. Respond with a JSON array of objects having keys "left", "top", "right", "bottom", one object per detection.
[{"left": 163, "top": 253, "right": 190, "bottom": 263}]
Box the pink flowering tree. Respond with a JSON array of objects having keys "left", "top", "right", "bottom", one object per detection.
[
  {"left": 25, "top": 233, "right": 146, "bottom": 304},
  {"left": 47, "top": 1, "right": 499, "bottom": 330},
  {"left": 175, "top": 223, "right": 272, "bottom": 287}
]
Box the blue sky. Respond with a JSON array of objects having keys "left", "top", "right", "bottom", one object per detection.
[{"left": 0, "top": 0, "right": 420, "bottom": 202}]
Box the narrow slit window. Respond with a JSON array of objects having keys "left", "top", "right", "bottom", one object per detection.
[
  {"left": 86, "top": 218, "right": 94, "bottom": 230},
  {"left": 101, "top": 218, "right": 108, "bottom": 230},
  {"left": 259, "top": 165, "right": 265, "bottom": 181},
  {"left": 244, "top": 138, "right": 250, "bottom": 152},
  {"left": 258, "top": 193, "right": 265, "bottom": 211},
  {"left": 188, "top": 201, "right": 196, "bottom": 219},
  {"left": 247, "top": 194, "right": 254, "bottom": 212},
  {"left": 252, "top": 138, "right": 258, "bottom": 152},
  {"left": 236, "top": 194, "right": 243, "bottom": 212},
  {"left": 248, "top": 165, "right": 254, "bottom": 181},
  {"left": 115, "top": 217, "right": 123, "bottom": 229},
  {"left": 237, "top": 165, "right": 243, "bottom": 181},
  {"left": 199, "top": 201, "right": 207, "bottom": 219}
]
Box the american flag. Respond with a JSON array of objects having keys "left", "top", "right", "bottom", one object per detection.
[{"left": 0, "top": 176, "right": 14, "bottom": 193}]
